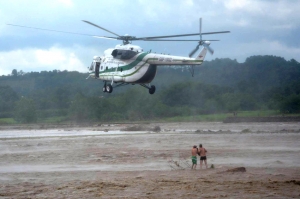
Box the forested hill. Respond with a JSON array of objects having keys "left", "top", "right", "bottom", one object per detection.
[
  {"left": 1, "top": 55, "right": 300, "bottom": 123},
  {"left": 156, "top": 56, "right": 300, "bottom": 91}
]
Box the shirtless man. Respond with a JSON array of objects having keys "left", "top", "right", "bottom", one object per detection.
[
  {"left": 191, "top": 145, "right": 198, "bottom": 169},
  {"left": 198, "top": 144, "right": 208, "bottom": 169}
]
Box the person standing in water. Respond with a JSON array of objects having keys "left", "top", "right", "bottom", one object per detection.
[
  {"left": 191, "top": 145, "right": 198, "bottom": 169},
  {"left": 199, "top": 144, "right": 208, "bottom": 169}
]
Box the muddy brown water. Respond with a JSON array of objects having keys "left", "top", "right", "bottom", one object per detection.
[
  {"left": 0, "top": 122, "right": 299, "bottom": 198},
  {"left": 1, "top": 122, "right": 300, "bottom": 172}
]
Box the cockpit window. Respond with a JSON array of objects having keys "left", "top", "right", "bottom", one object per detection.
[{"left": 111, "top": 49, "right": 138, "bottom": 59}]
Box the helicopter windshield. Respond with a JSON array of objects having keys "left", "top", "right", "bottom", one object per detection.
[{"left": 111, "top": 49, "right": 138, "bottom": 60}]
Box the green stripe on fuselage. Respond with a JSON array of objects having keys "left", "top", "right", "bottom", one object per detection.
[
  {"left": 173, "top": 59, "right": 203, "bottom": 63},
  {"left": 99, "top": 53, "right": 148, "bottom": 74}
]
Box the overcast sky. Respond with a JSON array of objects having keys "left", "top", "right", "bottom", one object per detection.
[{"left": 1, "top": 0, "right": 299, "bottom": 75}]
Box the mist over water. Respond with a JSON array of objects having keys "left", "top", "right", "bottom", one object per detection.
[{"left": 0, "top": 129, "right": 146, "bottom": 139}]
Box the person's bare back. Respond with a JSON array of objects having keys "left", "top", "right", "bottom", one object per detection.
[
  {"left": 199, "top": 144, "right": 208, "bottom": 169},
  {"left": 191, "top": 147, "right": 198, "bottom": 156},
  {"left": 199, "top": 147, "right": 207, "bottom": 156},
  {"left": 191, "top": 145, "right": 198, "bottom": 169}
]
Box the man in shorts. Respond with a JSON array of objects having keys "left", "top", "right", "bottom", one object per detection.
[
  {"left": 198, "top": 144, "right": 208, "bottom": 169},
  {"left": 191, "top": 145, "right": 198, "bottom": 169}
]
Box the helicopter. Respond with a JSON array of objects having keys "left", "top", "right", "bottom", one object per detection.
[
  {"left": 83, "top": 18, "right": 229, "bottom": 94},
  {"left": 7, "top": 18, "right": 230, "bottom": 94}
]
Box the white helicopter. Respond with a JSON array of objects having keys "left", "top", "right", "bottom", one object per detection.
[
  {"left": 7, "top": 18, "right": 229, "bottom": 94},
  {"left": 83, "top": 18, "right": 229, "bottom": 94}
]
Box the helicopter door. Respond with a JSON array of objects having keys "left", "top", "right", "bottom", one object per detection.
[{"left": 95, "top": 62, "right": 100, "bottom": 77}]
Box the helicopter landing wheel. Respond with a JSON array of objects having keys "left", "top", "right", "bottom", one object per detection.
[
  {"left": 106, "top": 84, "right": 113, "bottom": 93},
  {"left": 149, "top": 85, "right": 156, "bottom": 94},
  {"left": 102, "top": 86, "right": 107, "bottom": 92}
]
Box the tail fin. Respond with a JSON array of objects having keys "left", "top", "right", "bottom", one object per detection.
[{"left": 196, "top": 47, "right": 207, "bottom": 61}]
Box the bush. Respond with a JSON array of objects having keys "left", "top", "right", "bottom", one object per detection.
[{"left": 14, "top": 98, "right": 37, "bottom": 123}]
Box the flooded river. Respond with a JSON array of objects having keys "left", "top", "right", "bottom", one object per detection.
[
  {"left": 0, "top": 122, "right": 299, "bottom": 173},
  {"left": 1, "top": 122, "right": 300, "bottom": 198}
]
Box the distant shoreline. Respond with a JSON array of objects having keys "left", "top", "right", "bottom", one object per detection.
[
  {"left": 1, "top": 121, "right": 300, "bottom": 133},
  {"left": 1, "top": 116, "right": 300, "bottom": 130},
  {"left": 223, "top": 116, "right": 300, "bottom": 123}
]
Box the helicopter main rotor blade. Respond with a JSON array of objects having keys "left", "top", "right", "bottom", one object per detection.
[
  {"left": 93, "top": 36, "right": 119, "bottom": 40},
  {"left": 200, "top": 18, "right": 202, "bottom": 41},
  {"left": 201, "top": 31, "right": 230, "bottom": 35},
  {"left": 6, "top": 24, "right": 95, "bottom": 36},
  {"left": 137, "top": 31, "right": 229, "bottom": 40},
  {"left": 82, "top": 20, "right": 120, "bottom": 37},
  {"left": 137, "top": 33, "right": 200, "bottom": 40},
  {"left": 8, "top": 20, "right": 229, "bottom": 46},
  {"left": 142, "top": 39, "right": 220, "bottom": 41}
]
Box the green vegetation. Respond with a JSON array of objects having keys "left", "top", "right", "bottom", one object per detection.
[
  {"left": 163, "top": 113, "right": 229, "bottom": 122},
  {"left": 41, "top": 116, "right": 68, "bottom": 124},
  {"left": 14, "top": 97, "right": 37, "bottom": 123},
  {"left": 161, "top": 110, "right": 283, "bottom": 122},
  {"left": 0, "top": 55, "right": 299, "bottom": 124},
  {"left": 0, "top": 118, "right": 16, "bottom": 124}
]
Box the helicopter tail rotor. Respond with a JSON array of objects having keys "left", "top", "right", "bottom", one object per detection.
[
  {"left": 188, "top": 18, "right": 217, "bottom": 58},
  {"left": 202, "top": 41, "right": 214, "bottom": 55},
  {"left": 189, "top": 44, "right": 200, "bottom": 58},
  {"left": 189, "top": 40, "right": 214, "bottom": 57}
]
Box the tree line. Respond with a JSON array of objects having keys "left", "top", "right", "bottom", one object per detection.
[{"left": 0, "top": 55, "right": 299, "bottom": 123}]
